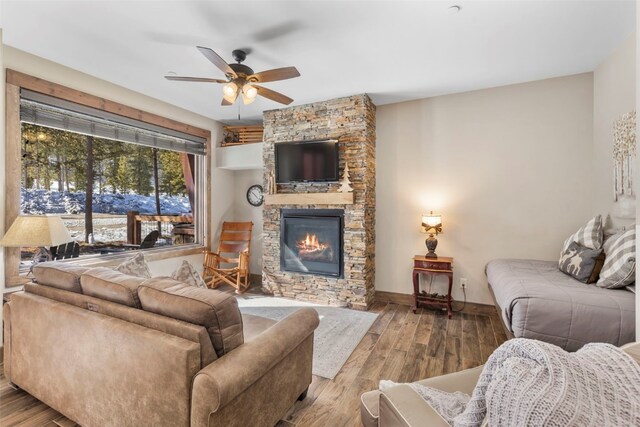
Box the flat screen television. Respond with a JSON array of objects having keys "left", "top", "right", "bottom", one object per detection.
[{"left": 275, "top": 139, "right": 339, "bottom": 183}]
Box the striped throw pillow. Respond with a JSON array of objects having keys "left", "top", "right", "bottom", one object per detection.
[
  {"left": 597, "top": 228, "right": 635, "bottom": 289},
  {"left": 560, "top": 215, "right": 604, "bottom": 266}
]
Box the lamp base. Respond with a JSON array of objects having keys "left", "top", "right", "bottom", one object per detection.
[
  {"left": 425, "top": 235, "right": 438, "bottom": 258},
  {"left": 30, "top": 247, "right": 53, "bottom": 277}
]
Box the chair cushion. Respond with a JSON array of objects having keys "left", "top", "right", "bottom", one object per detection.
[
  {"left": 32, "top": 262, "right": 90, "bottom": 293},
  {"left": 360, "top": 366, "right": 485, "bottom": 427},
  {"left": 138, "top": 283, "right": 244, "bottom": 357},
  {"left": 80, "top": 268, "right": 151, "bottom": 308}
]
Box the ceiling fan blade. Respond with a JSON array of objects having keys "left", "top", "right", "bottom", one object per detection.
[
  {"left": 196, "top": 46, "right": 237, "bottom": 77},
  {"left": 249, "top": 67, "right": 300, "bottom": 83},
  {"left": 165, "top": 76, "right": 227, "bottom": 83},
  {"left": 254, "top": 85, "right": 294, "bottom": 105}
]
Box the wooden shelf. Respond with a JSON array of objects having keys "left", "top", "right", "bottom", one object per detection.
[
  {"left": 220, "top": 125, "right": 263, "bottom": 146},
  {"left": 264, "top": 192, "right": 354, "bottom": 205}
]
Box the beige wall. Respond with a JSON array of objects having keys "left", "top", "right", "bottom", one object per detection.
[
  {"left": 593, "top": 33, "right": 636, "bottom": 229},
  {"left": 376, "top": 73, "right": 595, "bottom": 304},
  {"left": 232, "top": 169, "right": 264, "bottom": 275}
]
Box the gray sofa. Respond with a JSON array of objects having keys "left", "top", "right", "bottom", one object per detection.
[
  {"left": 487, "top": 259, "right": 635, "bottom": 351},
  {"left": 4, "top": 262, "right": 319, "bottom": 427}
]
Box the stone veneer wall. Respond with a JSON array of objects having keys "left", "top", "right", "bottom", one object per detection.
[{"left": 262, "top": 94, "right": 376, "bottom": 310}]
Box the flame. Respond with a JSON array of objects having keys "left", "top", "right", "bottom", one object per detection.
[{"left": 297, "top": 233, "right": 328, "bottom": 254}]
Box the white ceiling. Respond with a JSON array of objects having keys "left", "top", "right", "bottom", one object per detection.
[{"left": 1, "top": 0, "right": 636, "bottom": 123}]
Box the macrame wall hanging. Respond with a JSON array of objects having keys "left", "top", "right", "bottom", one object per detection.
[{"left": 613, "top": 110, "right": 636, "bottom": 219}]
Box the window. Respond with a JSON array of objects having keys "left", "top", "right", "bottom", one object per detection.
[{"left": 18, "top": 89, "right": 208, "bottom": 264}]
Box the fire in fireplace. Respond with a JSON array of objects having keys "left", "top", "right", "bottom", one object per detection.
[
  {"left": 281, "top": 209, "right": 343, "bottom": 277},
  {"left": 297, "top": 233, "right": 334, "bottom": 261}
]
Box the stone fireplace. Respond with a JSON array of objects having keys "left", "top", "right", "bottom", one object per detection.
[
  {"left": 280, "top": 209, "right": 344, "bottom": 278},
  {"left": 262, "top": 94, "right": 376, "bottom": 310}
]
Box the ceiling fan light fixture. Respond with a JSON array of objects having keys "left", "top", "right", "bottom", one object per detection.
[
  {"left": 243, "top": 84, "right": 258, "bottom": 99},
  {"left": 241, "top": 91, "right": 256, "bottom": 105},
  {"left": 222, "top": 82, "right": 238, "bottom": 98}
]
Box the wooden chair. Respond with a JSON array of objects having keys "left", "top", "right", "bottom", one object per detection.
[
  {"left": 203, "top": 222, "right": 253, "bottom": 294},
  {"left": 50, "top": 241, "right": 80, "bottom": 260}
]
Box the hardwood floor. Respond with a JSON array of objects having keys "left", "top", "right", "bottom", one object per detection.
[{"left": 0, "top": 301, "right": 507, "bottom": 427}]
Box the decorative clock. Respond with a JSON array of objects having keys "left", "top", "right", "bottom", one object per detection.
[{"left": 247, "top": 184, "right": 264, "bottom": 207}]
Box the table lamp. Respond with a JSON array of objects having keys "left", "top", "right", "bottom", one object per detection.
[
  {"left": 0, "top": 215, "right": 72, "bottom": 263},
  {"left": 421, "top": 211, "right": 442, "bottom": 258}
]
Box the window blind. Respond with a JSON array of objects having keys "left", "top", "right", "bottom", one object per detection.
[{"left": 20, "top": 89, "right": 207, "bottom": 155}]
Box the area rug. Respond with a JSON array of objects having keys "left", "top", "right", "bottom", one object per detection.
[{"left": 236, "top": 295, "right": 378, "bottom": 379}]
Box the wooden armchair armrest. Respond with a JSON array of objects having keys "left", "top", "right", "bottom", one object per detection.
[{"left": 239, "top": 250, "right": 250, "bottom": 271}]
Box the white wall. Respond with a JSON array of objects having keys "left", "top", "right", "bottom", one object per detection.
[
  {"left": 376, "top": 73, "right": 595, "bottom": 305},
  {"left": 593, "top": 33, "right": 636, "bottom": 229},
  {"left": 232, "top": 169, "right": 264, "bottom": 275}
]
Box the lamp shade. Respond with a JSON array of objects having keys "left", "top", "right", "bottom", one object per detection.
[
  {"left": 0, "top": 215, "right": 72, "bottom": 247},
  {"left": 421, "top": 211, "right": 442, "bottom": 233}
]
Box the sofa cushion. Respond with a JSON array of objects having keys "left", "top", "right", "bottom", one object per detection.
[
  {"left": 24, "top": 282, "right": 217, "bottom": 367},
  {"left": 558, "top": 242, "right": 604, "bottom": 283},
  {"left": 138, "top": 284, "right": 244, "bottom": 357},
  {"left": 80, "top": 268, "right": 150, "bottom": 308},
  {"left": 597, "top": 228, "right": 636, "bottom": 289},
  {"left": 170, "top": 260, "right": 207, "bottom": 288},
  {"left": 560, "top": 214, "right": 603, "bottom": 256},
  {"left": 116, "top": 252, "right": 152, "bottom": 278},
  {"left": 32, "top": 262, "right": 90, "bottom": 293},
  {"left": 80, "top": 270, "right": 183, "bottom": 308}
]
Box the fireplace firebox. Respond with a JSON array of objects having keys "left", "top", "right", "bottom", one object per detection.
[{"left": 280, "top": 209, "right": 343, "bottom": 278}]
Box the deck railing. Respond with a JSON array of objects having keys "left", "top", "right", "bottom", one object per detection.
[{"left": 126, "top": 211, "right": 193, "bottom": 245}]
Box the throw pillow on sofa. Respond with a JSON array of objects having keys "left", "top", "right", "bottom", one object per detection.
[
  {"left": 560, "top": 214, "right": 604, "bottom": 254},
  {"left": 171, "top": 260, "right": 207, "bottom": 288},
  {"left": 597, "top": 228, "right": 636, "bottom": 289},
  {"left": 558, "top": 242, "right": 604, "bottom": 283},
  {"left": 116, "top": 252, "right": 152, "bottom": 278}
]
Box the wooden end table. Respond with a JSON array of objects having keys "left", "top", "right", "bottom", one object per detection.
[{"left": 412, "top": 255, "right": 453, "bottom": 318}]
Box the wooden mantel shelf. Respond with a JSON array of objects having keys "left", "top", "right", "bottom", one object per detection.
[{"left": 264, "top": 192, "right": 354, "bottom": 205}]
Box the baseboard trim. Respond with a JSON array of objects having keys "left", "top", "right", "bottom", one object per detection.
[{"left": 375, "top": 290, "right": 497, "bottom": 316}]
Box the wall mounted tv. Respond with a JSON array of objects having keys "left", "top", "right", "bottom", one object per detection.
[{"left": 275, "top": 139, "right": 339, "bottom": 183}]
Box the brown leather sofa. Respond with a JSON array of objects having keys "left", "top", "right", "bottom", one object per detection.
[
  {"left": 3, "top": 262, "right": 319, "bottom": 427},
  {"left": 360, "top": 342, "right": 640, "bottom": 427}
]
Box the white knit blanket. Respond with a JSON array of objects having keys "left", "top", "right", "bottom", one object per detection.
[
  {"left": 381, "top": 339, "right": 640, "bottom": 426},
  {"left": 455, "top": 339, "right": 640, "bottom": 426}
]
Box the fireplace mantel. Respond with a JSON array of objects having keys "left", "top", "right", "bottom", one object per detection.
[{"left": 264, "top": 192, "right": 354, "bottom": 205}]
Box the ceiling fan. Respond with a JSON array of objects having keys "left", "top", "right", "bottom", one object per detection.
[{"left": 165, "top": 46, "right": 300, "bottom": 106}]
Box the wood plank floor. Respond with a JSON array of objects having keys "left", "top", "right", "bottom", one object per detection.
[{"left": 0, "top": 301, "right": 507, "bottom": 427}]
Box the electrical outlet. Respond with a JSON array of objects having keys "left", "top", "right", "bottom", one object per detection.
[{"left": 460, "top": 278, "right": 468, "bottom": 289}]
